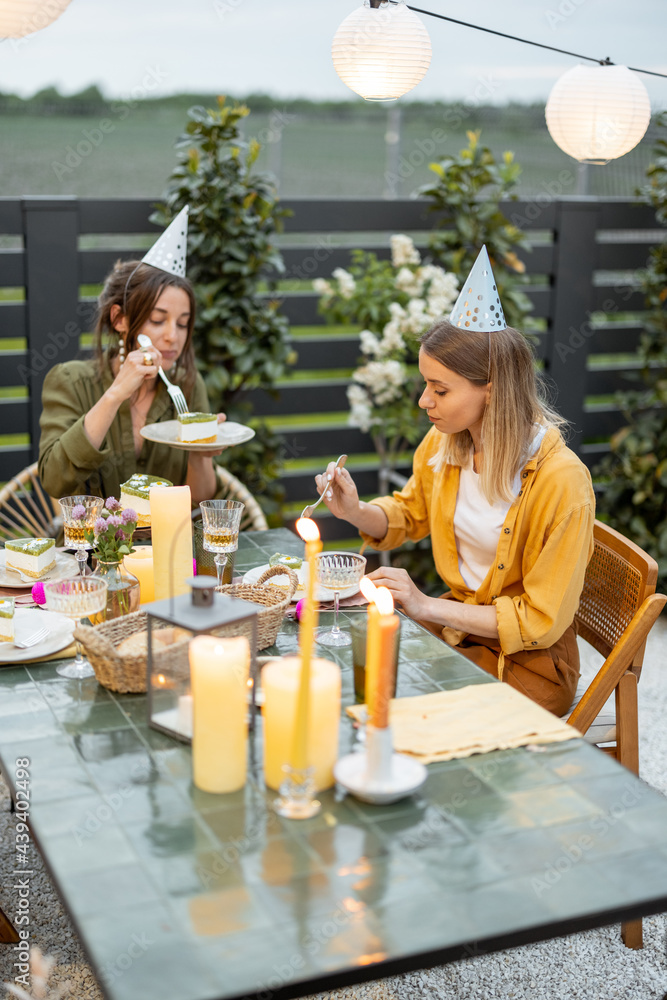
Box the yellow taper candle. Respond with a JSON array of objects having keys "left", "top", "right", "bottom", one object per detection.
[
  {"left": 262, "top": 656, "right": 340, "bottom": 791},
  {"left": 123, "top": 546, "right": 154, "bottom": 604},
  {"left": 360, "top": 579, "right": 399, "bottom": 730},
  {"left": 292, "top": 517, "right": 322, "bottom": 770},
  {"left": 150, "top": 486, "right": 192, "bottom": 600},
  {"left": 190, "top": 635, "right": 250, "bottom": 793}
]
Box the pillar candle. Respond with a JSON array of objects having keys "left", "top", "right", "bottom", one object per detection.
[
  {"left": 365, "top": 587, "right": 399, "bottom": 729},
  {"left": 150, "top": 486, "right": 192, "bottom": 601},
  {"left": 293, "top": 518, "right": 322, "bottom": 770},
  {"left": 123, "top": 546, "right": 154, "bottom": 604},
  {"left": 262, "top": 656, "right": 340, "bottom": 792},
  {"left": 190, "top": 635, "right": 249, "bottom": 793}
]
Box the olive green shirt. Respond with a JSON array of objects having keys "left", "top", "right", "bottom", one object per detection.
[{"left": 38, "top": 357, "right": 210, "bottom": 501}]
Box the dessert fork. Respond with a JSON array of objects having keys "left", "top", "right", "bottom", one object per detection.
[
  {"left": 137, "top": 334, "right": 189, "bottom": 415},
  {"left": 14, "top": 627, "right": 49, "bottom": 649},
  {"left": 301, "top": 455, "right": 348, "bottom": 519}
]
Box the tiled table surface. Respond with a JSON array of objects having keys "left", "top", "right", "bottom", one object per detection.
[{"left": 1, "top": 528, "right": 667, "bottom": 1000}]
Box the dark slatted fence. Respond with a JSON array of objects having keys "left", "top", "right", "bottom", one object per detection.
[{"left": 0, "top": 196, "right": 664, "bottom": 544}]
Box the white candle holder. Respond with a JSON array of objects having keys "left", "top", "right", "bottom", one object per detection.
[
  {"left": 274, "top": 764, "right": 321, "bottom": 819},
  {"left": 334, "top": 724, "right": 427, "bottom": 805}
]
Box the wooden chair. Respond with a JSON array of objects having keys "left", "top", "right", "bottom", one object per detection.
[
  {"left": 0, "top": 462, "right": 61, "bottom": 540},
  {"left": 214, "top": 466, "right": 268, "bottom": 532},
  {"left": 566, "top": 519, "right": 667, "bottom": 950}
]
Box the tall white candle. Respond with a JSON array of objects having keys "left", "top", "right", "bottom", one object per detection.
[
  {"left": 150, "top": 486, "right": 192, "bottom": 600},
  {"left": 190, "top": 635, "right": 250, "bottom": 794}
]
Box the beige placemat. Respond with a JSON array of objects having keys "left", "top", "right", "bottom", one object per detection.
[{"left": 347, "top": 683, "right": 581, "bottom": 764}]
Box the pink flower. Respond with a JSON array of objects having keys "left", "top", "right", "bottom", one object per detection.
[
  {"left": 71, "top": 504, "right": 86, "bottom": 520},
  {"left": 105, "top": 496, "right": 121, "bottom": 512},
  {"left": 106, "top": 515, "right": 122, "bottom": 528},
  {"left": 115, "top": 529, "right": 126, "bottom": 541},
  {"left": 295, "top": 598, "right": 306, "bottom": 622},
  {"left": 94, "top": 517, "right": 107, "bottom": 533},
  {"left": 32, "top": 582, "right": 46, "bottom": 606},
  {"left": 121, "top": 508, "right": 137, "bottom": 525}
]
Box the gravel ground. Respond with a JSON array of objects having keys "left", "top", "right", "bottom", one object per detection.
[{"left": 1, "top": 621, "right": 666, "bottom": 1000}]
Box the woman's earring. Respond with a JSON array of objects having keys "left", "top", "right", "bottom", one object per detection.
[{"left": 118, "top": 338, "right": 126, "bottom": 365}]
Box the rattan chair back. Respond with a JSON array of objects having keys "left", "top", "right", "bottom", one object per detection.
[
  {"left": 0, "top": 461, "right": 61, "bottom": 540},
  {"left": 214, "top": 465, "right": 268, "bottom": 532}
]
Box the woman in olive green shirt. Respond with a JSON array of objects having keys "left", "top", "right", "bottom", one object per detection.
[{"left": 39, "top": 260, "right": 225, "bottom": 503}]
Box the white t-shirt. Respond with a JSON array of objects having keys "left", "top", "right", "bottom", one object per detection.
[{"left": 453, "top": 427, "right": 547, "bottom": 591}]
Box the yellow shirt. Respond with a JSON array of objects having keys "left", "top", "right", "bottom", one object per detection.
[{"left": 360, "top": 426, "right": 595, "bottom": 656}]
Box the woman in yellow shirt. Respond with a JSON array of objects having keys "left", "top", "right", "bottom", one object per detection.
[{"left": 317, "top": 317, "right": 595, "bottom": 716}]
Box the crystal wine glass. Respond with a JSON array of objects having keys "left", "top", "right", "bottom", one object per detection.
[
  {"left": 59, "top": 496, "right": 104, "bottom": 576},
  {"left": 43, "top": 577, "right": 108, "bottom": 679},
  {"left": 315, "top": 552, "right": 367, "bottom": 648},
  {"left": 199, "top": 500, "right": 245, "bottom": 589}
]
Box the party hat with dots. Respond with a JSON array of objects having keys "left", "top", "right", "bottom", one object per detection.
[
  {"left": 141, "top": 205, "right": 189, "bottom": 277},
  {"left": 449, "top": 245, "right": 506, "bottom": 332}
]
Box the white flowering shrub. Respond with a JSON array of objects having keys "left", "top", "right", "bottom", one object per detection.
[{"left": 314, "top": 237, "right": 458, "bottom": 469}]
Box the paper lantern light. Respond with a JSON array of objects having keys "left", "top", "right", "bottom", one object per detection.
[
  {"left": 0, "top": 0, "right": 72, "bottom": 38},
  {"left": 545, "top": 64, "right": 651, "bottom": 164},
  {"left": 332, "top": 0, "right": 432, "bottom": 102}
]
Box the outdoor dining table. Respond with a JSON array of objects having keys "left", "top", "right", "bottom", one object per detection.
[{"left": 2, "top": 526, "right": 667, "bottom": 1000}]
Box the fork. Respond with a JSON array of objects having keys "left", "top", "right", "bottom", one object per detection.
[
  {"left": 301, "top": 455, "right": 348, "bottom": 519},
  {"left": 14, "top": 627, "right": 49, "bottom": 650},
  {"left": 137, "top": 334, "right": 189, "bottom": 416}
]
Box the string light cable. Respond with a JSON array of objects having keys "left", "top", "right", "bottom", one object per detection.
[{"left": 383, "top": 1, "right": 667, "bottom": 80}]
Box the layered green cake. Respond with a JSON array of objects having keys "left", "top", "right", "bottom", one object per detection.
[
  {"left": 119, "top": 474, "right": 173, "bottom": 526},
  {"left": 5, "top": 536, "right": 56, "bottom": 579},
  {"left": 177, "top": 412, "right": 217, "bottom": 444},
  {"left": 0, "top": 596, "right": 15, "bottom": 642}
]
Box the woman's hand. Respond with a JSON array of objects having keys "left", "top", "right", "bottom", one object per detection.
[
  {"left": 314, "top": 462, "right": 360, "bottom": 521},
  {"left": 109, "top": 346, "right": 164, "bottom": 403},
  {"left": 366, "top": 566, "right": 430, "bottom": 620}
]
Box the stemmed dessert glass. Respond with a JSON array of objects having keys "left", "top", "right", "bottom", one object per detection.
[
  {"left": 199, "top": 500, "right": 245, "bottom": 589},
  {"left": 43, "top": 577, "right": 108, "bottom": 679},
  {"left": 59, "top": 496, "right": 104, "bottom": 576},
  {"left": 315, "top": 552, "right": 367, "bottom": 648}
]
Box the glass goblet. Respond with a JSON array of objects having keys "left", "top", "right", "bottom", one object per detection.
[
  {"left": 59, "top": 495, "right": 104, "bottom": 576},
  {"left": 43, "top": 577, "right": 108, "bottom": 680},
  {"left": 315, "top": 552, "right": 367, "bottom": 648},
  {"left": 199, "top": 500, "right": 245, "bottom": 589}
]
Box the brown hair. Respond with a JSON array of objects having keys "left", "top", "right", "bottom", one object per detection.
[
  {"left": 94, "top": 260, "right": 197, "bottom": 401},
  {"left": 420, "top": 320, "right": 567, "bottom": 503}
]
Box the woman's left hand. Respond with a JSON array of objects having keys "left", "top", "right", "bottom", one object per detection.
[{"left": 366, "top": 566, "right": 429, "bottom": 620}]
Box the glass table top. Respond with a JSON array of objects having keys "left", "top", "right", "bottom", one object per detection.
[{"left": 1, "top": 528, "right": 667, "bottom": 1000}]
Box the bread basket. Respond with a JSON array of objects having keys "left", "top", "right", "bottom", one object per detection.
[{"left": 214, "top": 564, "right": 298, "bottom": 650}]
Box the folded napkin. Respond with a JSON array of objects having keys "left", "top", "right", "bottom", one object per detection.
[{"left": 346, "top": 683, "right": 580, "bottom": 764}]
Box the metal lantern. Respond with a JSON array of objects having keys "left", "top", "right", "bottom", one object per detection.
[
  {"left": 0, "top": 0, "right": 72, "bottom": 38},
  {"left": 146, "top": 577, "right": 260, "bottom": 743},
  {"left": 545, "top": 64, "right": 651, "bottom": 164},
  {"left": 332, "top": 0, "right": 432, "bottom": 102}
]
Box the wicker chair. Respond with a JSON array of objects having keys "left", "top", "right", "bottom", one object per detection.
[
  {"left": 214, "top": 465, "right": 268, "bottom": 532},
  {"left": 565, "top": 519, "right": 666, "bottom": 950},
  {"left": 0, "top": 461, "right": 61, "bottom": 540}
]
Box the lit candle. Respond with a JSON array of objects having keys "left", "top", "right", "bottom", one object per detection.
[
  {"left": 150, "top": 486, "right": 192, "bottom": 601},
  {"left": 123, "top": 546, "right": 154, "bottom": 604},
  {"left": 292, "top": 517, "right": 322, "bottom": 769},
  {"left": 189, "top": 635, "right": 250, "bottom": 793},
  {"left": 360, "top": 578, "right": 399, "bottom": 729},
  {"left": 262, "top": 656, "right": 340, "bottom": 791}
]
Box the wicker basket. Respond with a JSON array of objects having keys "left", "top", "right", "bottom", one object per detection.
[
  {"left": 74, "top": 565, "right": 298, "bottom": 693},
  {"left": 214, "top": 564, "right": 298, "bottom": 650},
  {"left": 74, "top": 611, "right": 189, "bottom": 694}
]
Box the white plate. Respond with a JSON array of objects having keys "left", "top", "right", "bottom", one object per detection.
[
  {"left": 0, "top": 550, "right": 79, "bottom": 589},
  {"left": 0, "top": 608, "right": 75, "bottom": 664},
  {"left": 242, "top": 563, "right": 361, "bottom": 603},
  {"left": 140, "top": 420, "right": 255, "bottom": 451}
]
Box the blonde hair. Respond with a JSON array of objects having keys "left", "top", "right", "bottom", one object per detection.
[{"left": 420, "top": 321, "right": 568, "bottom": 504}]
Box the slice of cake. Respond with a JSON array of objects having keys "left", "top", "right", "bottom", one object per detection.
[
  {"left": 0, "top": 597, "right": 15, "bottom": 642},
  {"left": 120, "top": 474, "right": 173, "bottom": 528},
  {"left": 5, "top": 537, "right": 56, "bottom": 580},
  {"left": 177, "top": 412, "right": 217, "bottom": 444}
]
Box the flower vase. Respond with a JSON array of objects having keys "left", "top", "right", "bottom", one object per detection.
[{"left": 91, "top": 559, "right": 140, "bottom": 622}]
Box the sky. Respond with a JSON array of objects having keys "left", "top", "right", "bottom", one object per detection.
[{"left": 0, "top": 0, "right": 666, "bottom": 107}]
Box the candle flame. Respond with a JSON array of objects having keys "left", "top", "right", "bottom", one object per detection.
[
  {"left": 295, "top": 517, "right": 320, "bottom": 542},
  {"left": 359, "top": 576, "right": 377, "bottom": 602},
  {"left": 375, "top": 586, "right": 394, "bottom": 616},
  {"left": 157, "top": 674, "right": 166, "bottom": 685}
]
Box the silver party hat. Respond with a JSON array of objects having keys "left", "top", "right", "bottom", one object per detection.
[
  {"left": 141, "top": 206, "right": 189, "bottom": 277},
  {"left": 449, "top": 246, "right": 506, "bottom": 331}
]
